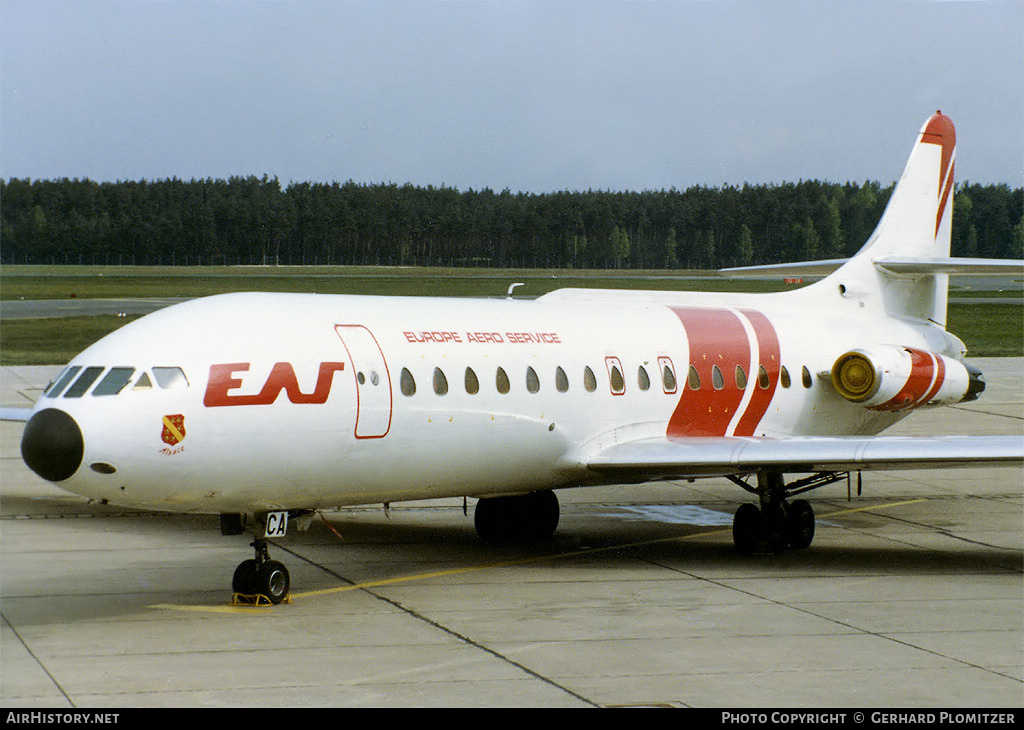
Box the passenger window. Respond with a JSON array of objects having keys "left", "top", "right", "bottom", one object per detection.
[
  {"left": 659, "top": 357, "right": 677, "bottom": 393},
  {"left": 712, "top": 365, "right": 725, "bottom": 390},
  {"left": 606, "top": 357, "right": 625, "bottom": 395},
  {"left": 153, "top": 367, "right": 189, "bottom": 389},
  {"left": 638, "top": 366, "right": 650, "bottom": 391},
  {"left": 92, "top": 367, "right": 135, "bottom": 396},
  {"left": 758, "top": 365, "right": 770, "bottom": 389},
  {"left": 526, "top": 367, "right": 540, "bottom": 393},
  {"left": 496, "top": 367, "right": 510, "bottom": 394},
  {"left": 45, "top": 366, "right": 82, "bottom": 398},
  {"left": 687, "top": 365, "right": 700, "bottom": 390},
  {"left": 780, "top": 366, "right": 791, "bottom": 388},
  {"left": 64, "top": 367, "right": 105, "bottom": 398},
  {"left": 583, "top": 366, "right": 597, "bottom": 392},
  {"left": 735, "top": 365, "right": 747, "bottom": 389},
  {"left": 400, "top": 367, "right": 416, "bottom": 396},
  {"left": 555, "top": 366, "right": 569, "bottom": 393},
  {"left": 433, "top": 367, "right": 449, "bottom": 395},
  {"left": 802, "top": 366, "right": 813, "bottom": 388},
  {"left": 465, "top": 367, "right": 479, "bottom": 395}
]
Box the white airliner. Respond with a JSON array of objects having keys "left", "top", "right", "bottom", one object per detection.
[{"left": 11, "top": 111, "right": 1024, "bottom": 604}]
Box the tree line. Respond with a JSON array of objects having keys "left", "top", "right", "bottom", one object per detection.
[{"left": 1, "top": 176, "right": 1021, "bottom": 269}]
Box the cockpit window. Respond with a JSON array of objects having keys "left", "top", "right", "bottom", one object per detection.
[
  {"left": 133, "top": 372, "right": 154, "bottom": 390},
  {"left": 45, "top": 366, "right": 81, "bottom": 398},
  {"left": 64, "top": 366, "right": 105, "bottom": 398},
  {"left": 152, "top": 367, "right": 189, "bottom": 389},
  {"left": 92, "top": 367, "right": 135, "bottom": 396}
]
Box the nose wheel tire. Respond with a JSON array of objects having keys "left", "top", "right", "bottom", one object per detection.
[
  {"left": 232, "top": 541, "right": 290, "bottom": 605},
  {"left": 232, "top": 559, "right": 259, "bottom": 594},
  {"left": 256, "top": 560, "right": 290, "bottom": 604}
]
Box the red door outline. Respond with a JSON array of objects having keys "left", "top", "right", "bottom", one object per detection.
[
  {"left": 605, "top": 356, "right": 625, "bottom": 395},
  {"left": 335, "top": 325, "right": 393, "bottom": 439},
  {"left": 658, "top": 356, "right": 677, "bottom": 394}
]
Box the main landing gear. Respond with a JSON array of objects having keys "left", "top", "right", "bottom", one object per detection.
[
  {"left": 729, "top": 471, "right": 845, "bottom": 554},
  {"left": 474, "top": 489, "right": 560, "bottom": 543}
]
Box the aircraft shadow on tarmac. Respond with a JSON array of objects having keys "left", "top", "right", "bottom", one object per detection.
[{"left": 4, "top": 489, "right": 1020, "bottom": 618}]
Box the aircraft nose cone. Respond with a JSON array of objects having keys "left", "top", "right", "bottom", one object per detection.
[{"left": 21, "top": 408, "right": 84, "bottom": 482}]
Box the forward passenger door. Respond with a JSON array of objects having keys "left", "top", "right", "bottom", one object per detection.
[{"left": 334, "top": 325, "right": 392, "bottom": 438}]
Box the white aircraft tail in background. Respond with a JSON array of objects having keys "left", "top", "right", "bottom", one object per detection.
[{"left": 11, "top": 111, "right": 1024, "bottom": 604}]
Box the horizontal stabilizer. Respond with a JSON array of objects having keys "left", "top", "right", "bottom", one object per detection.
[
  {"left": 871, "top": 256, "right": 1024, "bottom": 276},
  {"left": 586, "top": 434, "right": 1024, "bottom": 480},
  {"left": 721, "top": 257, "right": 1024, "bottom": 279}
]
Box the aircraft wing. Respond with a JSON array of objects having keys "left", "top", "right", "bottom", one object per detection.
[
  {"left": 585, "top": 434, "right": 1024, "bottom": 481},
  {"left": 0, "top": 407, "right": 32, "bottom": 422}
]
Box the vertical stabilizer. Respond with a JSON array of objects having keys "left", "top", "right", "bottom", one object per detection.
[
  {"left": 862, "top": 112, "right": 956, "bottom": 262},
  {"left": 823, "top": 112, "right": 956, "bottom": 325}
]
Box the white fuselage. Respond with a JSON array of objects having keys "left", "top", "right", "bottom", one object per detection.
[{"left": 32, "top": 287, "right": 966, "bottom": 514}]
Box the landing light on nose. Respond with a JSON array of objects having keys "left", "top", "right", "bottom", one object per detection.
[{"left": 21, "top": 408, "right": 84, "bottom": 482}]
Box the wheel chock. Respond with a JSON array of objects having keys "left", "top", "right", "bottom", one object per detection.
[{"left": 231, "top": 592, "right": 292, "bottom": 607}]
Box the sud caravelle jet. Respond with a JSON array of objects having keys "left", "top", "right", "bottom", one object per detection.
[{"left": 10, "top": 111, "right": 1024, "bottom": 605}]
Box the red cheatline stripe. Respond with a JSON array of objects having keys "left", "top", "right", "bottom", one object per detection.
[
  {"left": 872, "top": 348, "right": 944, "bottom": 411},
  {"left": 919, "top": 350, "right": 946, "bottom": 406},
  {"left": 936, "top": 159, "right": 954, "bottom": 239},
  {"left": 666, "top": 307, "right": 781, "bottom": 438},
  {"left": 920, "top": 113, "right": 956, "bottom": 239},
  {"left": 733, "top": 309, "right": 781, "bottom": 437}
]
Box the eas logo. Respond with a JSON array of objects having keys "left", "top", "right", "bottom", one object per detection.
[{"left": 203, "top": 362, "right": 346, "bottom": 407}]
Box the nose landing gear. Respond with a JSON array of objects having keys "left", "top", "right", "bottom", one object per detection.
[{"left": 226, "top": 510, "right": 292, "bottom": 605}]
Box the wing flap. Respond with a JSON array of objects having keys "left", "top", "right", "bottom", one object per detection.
[{"left": 586, "top": 435, "right": 1024, "bottom": 480}]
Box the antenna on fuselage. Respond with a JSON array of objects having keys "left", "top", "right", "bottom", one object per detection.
[{"left": 507, "top": 282, "right": 525, "bottom": 299}]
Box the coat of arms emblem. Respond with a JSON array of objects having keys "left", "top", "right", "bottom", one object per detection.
[{"left": 161, "top": 414, "right": 186, "bottom": 446}]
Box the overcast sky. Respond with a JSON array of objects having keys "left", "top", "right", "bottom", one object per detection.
[{"left": 2, "top": 0, "right": 1022, "bottom": 193}]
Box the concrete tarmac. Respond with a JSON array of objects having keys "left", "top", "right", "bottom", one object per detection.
[{"left": 1, "top": 362, "right": 1021, "bottom": 708}]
